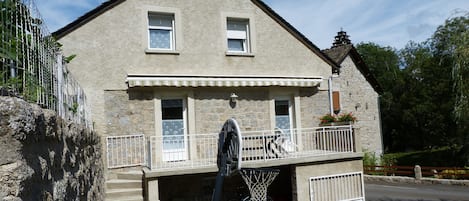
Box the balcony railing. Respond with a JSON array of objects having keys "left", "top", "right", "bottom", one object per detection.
[{"left": 106, "top": 125, "right": 356, "bottom": 171}]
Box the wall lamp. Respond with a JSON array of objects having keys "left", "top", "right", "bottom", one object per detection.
[{"left": 230, "top": 93, "right": 238, "bottom": 103}]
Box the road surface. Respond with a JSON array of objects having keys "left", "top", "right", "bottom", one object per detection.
[{"left": 365, "top": 181, "right": 469, "bottom": 201}]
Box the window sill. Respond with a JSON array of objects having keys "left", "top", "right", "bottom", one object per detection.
[
  {"left": 145, "top": 49, "right": 180, "bottom": 55},
  {"left": 225, "top": 52, "right": 255, "bottom": 57}
]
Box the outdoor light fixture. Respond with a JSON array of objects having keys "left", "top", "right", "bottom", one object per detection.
[{"left": 230, "top": 93, "right": 238, "bottom": 103}]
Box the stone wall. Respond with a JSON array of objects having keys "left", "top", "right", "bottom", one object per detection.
[
  {"left": 194, "top": 88, "right": 271, "bottom": 134},
  {"left": 104, "top": 89, "right": 155, "bottom": 137},
  {"left": 300, "top": 88, "right": 330, "bottom": 128},
  {"left": 0, "top": 97, "right": 104, "bottom": 201},
  {"left": 336, "top": 56, "right": 383, "bottom": 155}
]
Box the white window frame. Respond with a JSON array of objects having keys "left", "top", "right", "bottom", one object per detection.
[
  {"left": 226, "top": 18, "right": 250, "bottom": 53},
  {"left": 148, "top": 12, "right": 175, "bottom": 51}
]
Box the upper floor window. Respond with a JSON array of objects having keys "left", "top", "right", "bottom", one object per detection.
[
  {"left": 227, "top": 18, "right": 250, "bottom": 53},
  {"left": 148, "top": 13, "right": 175, "bottom": 50}
]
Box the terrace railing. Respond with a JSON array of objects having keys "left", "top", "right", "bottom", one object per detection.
[
  {"left": 105, "top": 125, "right": 355, "bottom": 171},
  {"left": 106, "top": 134, "right": 147, "bottom": 169}
]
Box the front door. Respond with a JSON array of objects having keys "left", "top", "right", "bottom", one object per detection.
[{"left": 161, "top": 99, "right": 187, "bottom": 161}]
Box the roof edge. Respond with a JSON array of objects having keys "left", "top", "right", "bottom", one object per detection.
[
  {"left": 348, "top": 46, "right": 384, "bottom": 94},
  {"left": 251, "top": 0, "right": 339, "bottom": 69},
  {"left": 52, "top": 0, "right": 125, "bottom": 39}
]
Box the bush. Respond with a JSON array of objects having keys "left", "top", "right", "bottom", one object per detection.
[
  {"left": 363, "top": 151, "right": 378, "bottom": 166},
  {"left": 382, "top": 147, "right": 462, "bottom": 166}
]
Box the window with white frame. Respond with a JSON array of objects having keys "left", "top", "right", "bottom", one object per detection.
[
  {"left": 227, "top": 18, "right": 250, "bottom": 53},
  {"left": 148, "top": 13, "right": 175, "bottom": 50}
]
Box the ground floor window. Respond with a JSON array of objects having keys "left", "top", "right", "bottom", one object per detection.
[
  {"left": 275, "top": 99, "right": 292, "bottom": 136},
  {"left": 161, "top": 98, "right": 187, "bottom": 161}
]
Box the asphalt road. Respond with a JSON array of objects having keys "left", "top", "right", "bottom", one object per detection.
[{"left": 365, "top": 181, "right": 469, "bottom": 201}]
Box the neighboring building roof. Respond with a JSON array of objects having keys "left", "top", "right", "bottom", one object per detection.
[
  {"left": 323, "top": 44, "right": 384, "bottom": 94},
  {"left": 52, "top": 0, "right": 339, "bottom": 69}
]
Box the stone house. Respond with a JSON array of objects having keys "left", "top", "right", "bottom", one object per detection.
[
  {"left": 54, "top": 0, "right": 382, "bottom": 200},
  {"left": 323, "top": 30, "right": 384, "bottom": 157}
]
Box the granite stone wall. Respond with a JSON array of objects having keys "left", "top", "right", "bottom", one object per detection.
[
  {"left": 0, "top": 97, "right": 104, "bottom": 201},
  {"left": 194, "top": 88, "right": 271, "bottom": 134},
  {"left": 104, "top": 89, "right": 155, "bottom": 137},
  {"left": 336, "top": 56, "right": 383, "bottom": 155},
  {"left": 300, "top": 88, "right": 330, "bottom": 128}
]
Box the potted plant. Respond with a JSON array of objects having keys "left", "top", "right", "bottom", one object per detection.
[
  {"left": 319, "top": 112, "right": 357, "bottom": 126},
  {"left": 319, "top": 113, "right": 336, "bottom": 126},
  {"left": 337, "top": 112, "right": 357, "bottom": 124}
]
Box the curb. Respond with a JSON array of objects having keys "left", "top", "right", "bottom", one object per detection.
[{"left": 364, "top": 175, "right": 469, "bottom": 186}]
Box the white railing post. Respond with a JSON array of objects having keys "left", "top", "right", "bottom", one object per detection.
[
  {"left": 349, "top": 125, "right": 354, "bottom": 152},
  {"left": 262, "top": 131, "right": 267, "bottom": 161}
]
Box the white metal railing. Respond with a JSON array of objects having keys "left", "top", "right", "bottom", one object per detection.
[
  {"left": 104, "top": 125, "right": 354, "bottom": 170},
  {"left": 148, "top": 133, "right": 219, "bottom": 170},
  {"left": 240, "top": 125, "right": 354, "bottom": 162},
  {"left": 106, "top": 134, "right": 146, "bottom": 169},
  {"left": 143, "top": 125, "right": 354, "bottom": 171},
  {"left": 309, "top": 172, "right": 365, "bottom": 201}
]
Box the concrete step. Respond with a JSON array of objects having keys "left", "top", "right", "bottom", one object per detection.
[
  {"left": 116, "top": 171, "right": 143, "bottom": 180},
  {"left": 106, "top": 179, "right": 142, "bottom": 189},
  {"left": 106, "top": 188, "right": 143, "bottom": 200}
]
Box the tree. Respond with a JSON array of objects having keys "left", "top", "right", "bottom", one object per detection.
[
  {"left": 399, "top": 41, "right": 455, "bottom": 150},
  {"left": 355, "top": 42, "right": 404, "bottom": 152},
  {"left": 431, "top": 12, "right": 469, "bottom": 164}
]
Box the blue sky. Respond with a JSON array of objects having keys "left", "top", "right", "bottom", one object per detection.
[{"left": 35, "top": 0, "right": 468, "bottom": 50}]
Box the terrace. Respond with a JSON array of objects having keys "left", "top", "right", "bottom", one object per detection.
[{"left": 106, "top": 125, "right": 361, "bottom": 176}]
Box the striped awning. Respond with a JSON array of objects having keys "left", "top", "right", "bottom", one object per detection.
[{"left": 126, "top": 75, "right": 323, "bottom": 88}]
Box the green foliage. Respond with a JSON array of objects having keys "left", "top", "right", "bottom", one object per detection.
[
  {"left": 356, "top": 13, "right": 469, "bottom": 160},
  {"left": 319, "top": 113, "right": 336, "bottom": 124},
  {"left": 69, "top": 102, "right": 79, "bottom": 114},
  {"left": 319, "top": 112, "right": 357, "bottom": 125},
  {"left": 380, "top": 154, "right": 397, "bottom": 167},
  {"left": 337, "top": 112, "right": 357, "bottom": 123},
  {"left": 363, "top": 151, "right": 378, "bottom": 166},
  {"left": 64, "top": 54, "right": 76, "bottom": 63},
  {"left": 382, "top": 147, "right": 462, "bottom": 167}
]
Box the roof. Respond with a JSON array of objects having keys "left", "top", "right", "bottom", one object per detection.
[
  {"left": 323, "top": 44, "right": 383, "bottom": 94},
  {"left": 52, "top": 0, "right": 339, "bottom": 69}
]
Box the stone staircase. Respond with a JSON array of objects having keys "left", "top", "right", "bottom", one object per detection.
[{"left": 105, "top": 171, "right": 144, "bottom": 201}]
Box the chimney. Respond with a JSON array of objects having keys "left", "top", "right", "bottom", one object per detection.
[{"left": 332, "top": 28, "right": 351, "bottom": 48}]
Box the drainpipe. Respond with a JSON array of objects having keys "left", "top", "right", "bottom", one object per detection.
[{"left": 328, "top": 77, "right": 334, "bottom": 115}]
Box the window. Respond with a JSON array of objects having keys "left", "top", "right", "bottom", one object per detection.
[
  {"left": 227, "top": 18, "right": 250, "bottom": 53},
  {"left": 275, "top": 99, "right": 292, "bottom": 135},
  {"left": 148, "top": 13, "right": 175, "bottom": 50},
  {"left": 161, "top": 99, "right": 187, "bottom": 161}
]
